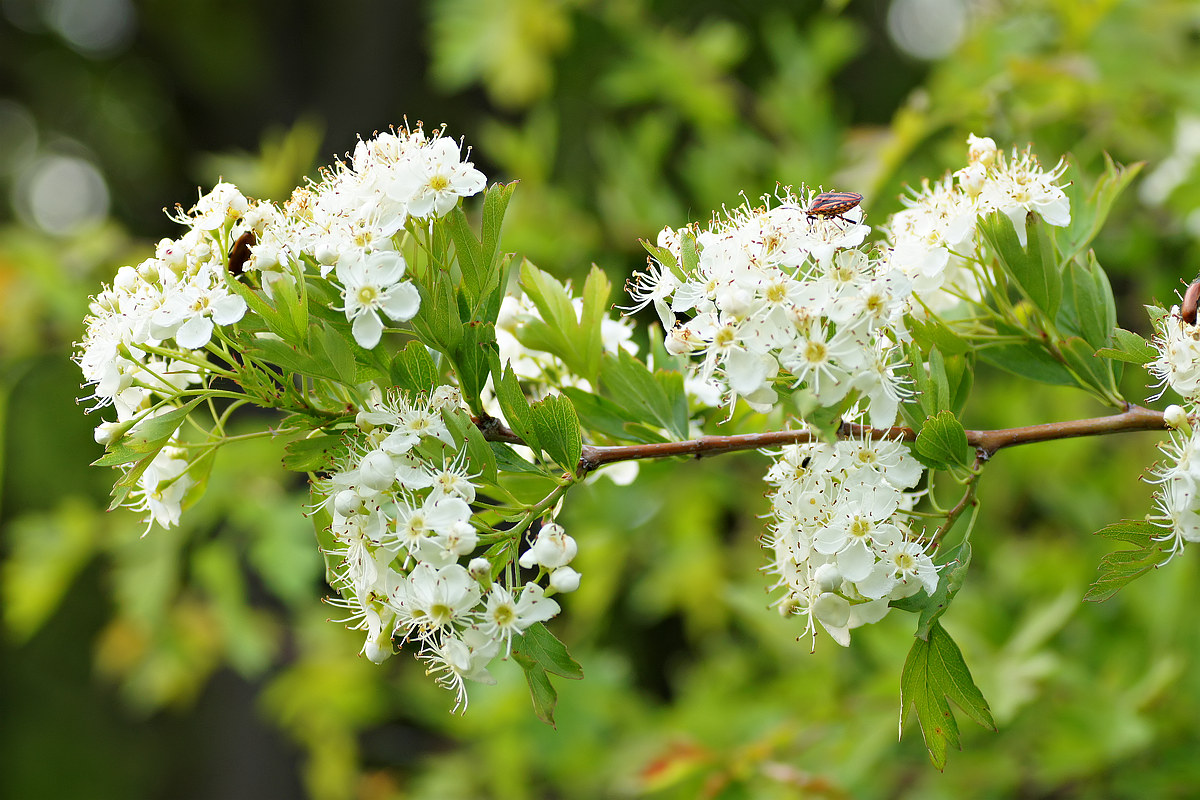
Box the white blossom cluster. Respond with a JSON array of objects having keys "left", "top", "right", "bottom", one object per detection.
[
  {"left": 626, "top": 187, "right": 912, "bottom": 425},
  {"left": 75, "top": 183, "right": 253, "bottom": 529},
  {"left": 763, "top": 434, "right": 937, "bottom": 646},
  {"left": 76, "top": 125, "right": 486, "bottom": 531},
  {"left": 320, "top": 387, "right": 580, "bottom": 709},
  {"left": 281, "top": 125, "right": 486, "bottom": 348},
  {"left": 1147, "top": 309, "right": 1200, "bottom": 556},
  {"left": 886, "top": 134, "right": 1072, "bottom": 312}
]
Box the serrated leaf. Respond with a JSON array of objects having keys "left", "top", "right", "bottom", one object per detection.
[
  {"left": 900, "top": 621, "right": 996, "bottom": 770},
  {"left": 1059, "top": 336, "right": 1118, "bottom": 397},
  {"left": 314, "top": 322, "right": 358, "bottom": 385},
  {"left": 914, "top": 411, "right": 973, "bottom": 470},
  {"left": 450, "top": 321, "right": 498, "bottom": 410},
  {"left": 513, "top": 622, "right": 584, "bottom": 680},
  {"left": 909, "top": 316, "right": 970, "bottom": 356},
  {"left": 246, "top": 335, "right": 345, "bottom": 384},
  {"left": 494, "top": 367, "right": 541, "bottom": 454},
  {"left": 1096, "top": 328, "right": 1157, "bottom": 365},
  {"left": 94, "top": 398, "right": 205, "bottom": 467},
  {"left": 282, "top": 434, "right": 347, "bottom": 473},
  {"left": 530, "top": 394, "right": 582, "bottom": 472},
  {"left": 1062, "top": 155, "right": 1144, "bottom": 261},
  {"left": 1085, "top": 520, "right": 1171, "bottom": 602},
  {"left": 599, "top": 350, "right": 690, "bottom": 439},
  {"left": 1058, "top": 255, "right": 1116, "bottom": 352},
  {"left": 511, "top": 622, "right": 583, "bottom": 728},
  {"left": 390, "top": 341, "right": 441, "bottom": 394},
  {"left": 978, "top": 340, "right": 1077, "bottom": 386},
  {"left": 979, "top": 211, "right": 1061, "bottom": 319},
  {"left": 916, "top": 542, "right": 972, "bottom": 638}
]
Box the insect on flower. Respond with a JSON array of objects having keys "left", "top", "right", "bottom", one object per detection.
[
  {"left": 806, "top": 191, "right": 864, "bottom": 226},
  {"left": 1183, "top": 277, "right": 1200, "bottom": 326},
  {"left": 227, "top": 230, "right": 256, "bottom": 276}
]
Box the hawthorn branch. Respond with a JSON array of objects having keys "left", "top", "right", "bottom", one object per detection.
[{"left": 476, "top": 404, "right": 1168, "bottom": 477}]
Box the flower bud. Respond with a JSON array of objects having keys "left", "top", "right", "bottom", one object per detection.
[
  {"left": 93, "top": 420, "right": 129, "bottom": 446},
  {"left": 358, "top": 450, "right": 396, "bottom": 492},
  {"left": 813, "top": 562, "right": 842, "bottom": 593},
  {"left": 967, "top": 133, "right": 997, "bottom": 167},
  {"left": 812, "top": 592, "right": 851, "bottom": 628},
  {"left": 956, "top": 162, "right": 987, "bottom": 197},
  {"left": 549, "top": 566, "right": 581, "bottom": 593},
  {"left": 468, "top": 557, "right": 491, "bottom": 578},
  {"left": 1165, "top": 404, "right": 1190, "bottom": 432},
  {"left": 333, "top": 489, "right": 364, "bottom": 518},
  {"left": 525, "top": 522, "right": 577, "bottom": 569}
]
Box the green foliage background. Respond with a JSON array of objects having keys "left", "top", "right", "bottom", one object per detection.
[{"left": 3, "top": 0, "right": 1200, "bottom": 797}]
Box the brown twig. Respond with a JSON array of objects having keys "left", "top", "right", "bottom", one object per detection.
[{"left": 477, "top": 404, "right": 1168, "bottom": 477}]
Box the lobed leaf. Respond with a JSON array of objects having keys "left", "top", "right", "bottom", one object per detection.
[{"left": 900, "top": 620, "right": 996, "bottom": 770}]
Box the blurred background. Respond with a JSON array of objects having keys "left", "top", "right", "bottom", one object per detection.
[{"left": 3, "top": 0, "right": 1200, "bottom": 797}]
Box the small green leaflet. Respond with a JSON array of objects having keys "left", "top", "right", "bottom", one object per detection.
[
  {"left": 900, "top": 620, "right": 996, "bottom": 770},
  {"left": 94, "top": 398, "right": 205, "bottom": 509},
  {"left": 530, "top": 393, "right": 583, "bottom": 472},
  {"left": 914, "top": 411, "right": 973, "bottom": 471},
  {"left": 511, "top": 622, "right": 584, "bottom": 727},
  {"left": 1095, "top": 328, "right": 1157, "bottom": 366},
  {"left": 1085, "top": 520, "right": 1173, "bottom": 602}
]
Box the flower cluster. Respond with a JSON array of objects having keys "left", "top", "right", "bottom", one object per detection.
[
  {"left": 762, "top": 434, "right": 937, "bottom": 646},
  {"left": 320, "top": 387, "right": 579, "bottom": 709},
  {"left": 1147, "top": 306, "right": 1200, "bottom": 556},
  {"left": 886, "top": 134, "right": 1071, "bottom": 312},
  {"left": 76, "top": 125, "right": 487, "bottom": 530},
  {"left": 282, "top": 126, "right": 486, "bottom": 348},
  {"left": 627, "top": 187, "right": 912, "bottom": 425}
]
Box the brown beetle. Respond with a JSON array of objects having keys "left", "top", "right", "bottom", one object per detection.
[
  {"left": 227, "top": 230, "right": 256, "bottom": 276},
  {"left": 1183, "top": 277, "right": 1200, "bottom": 326}
]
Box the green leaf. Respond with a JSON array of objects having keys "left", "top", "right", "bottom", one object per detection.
[
  {"left": 927, "top": 348, "right": 951, "bottom": 413},
  {"left": 245, "top": 335, "right": 345, "bottom": 384},
  {"left": 511, "top": 622, "right": 584, "bottom": 728},
  {"left": 1085, "top": 521, "right": 1172, "bottom": 602},
  {"left": 1059, "top": 336, "right": 1118, "bottom": 398},
  {"left": 1058, "top": 252, "right": 1117, "bottom": 352},
  {"left": 95, "top": 398, "right": 205, "bottom": 467},
  {"left": 599, "top": 349, "right": 690, "bottom": 440},
  {"left": 450, "top": 321, "right": 499, "bottom": 410},
  {"left": 916, "top": 542, "right": 972, "bottom": 638},
  {"left": 410, "top": 270, "right": 463, "bottom": 355},
  {"left": 314, "top": 322, "right": 358, "bottom": 385},
  {"left": 1096, "top": 328, "right": 1157, "bottom": 365},
  {"left": 1061, "top": 155, "right": 1144, "bottom": 261},
  {"left": 908, "top": 342, "right": 936, "bottom": 417},
  {"left": 478, "top": 181, "right": 517, "bottom": 301},
  {"left": 447, "top": 206, "right": 486, "bottom": 306},
  {"left": 282, "top": 434, "right": 347, "bottom": 473},
  {"left": 494, "top": 366, "right": 541, "bottom": 454},
  {"left": 977, "top": 340, "right": 1077, "bottom": 386},
  {"left": 909, "top": 316, "right": 970, "bottom": 356},
  {"left": 223, "top": 269, "right": 305, "bottom": 343},
  {"left": 530, "top": 393, "right": 583, "bottom": 471},
  {"left": 390, "top": 340, "right": 441, "bottom": 394},
  {"left": 901, "top": 621, "right": 996, "bottom": 770},
  {"left": 577, "top": 266, "right": 613, "bottom": 384},
  {"left": 914, "top": 411, "right": 973, "bottom": 471},
  {"left": 100, "top": 398, "right": 207, "bottom": 509},
  {"left": 979, "top": 210, "right": 1062, "bottom": 319}
]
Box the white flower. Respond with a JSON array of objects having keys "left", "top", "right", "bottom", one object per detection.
[
  {"left": 519, "top": 522, "right": 577, "bottom": 569},
  {"left": 334, "top": 249, "right": 420, "bottom": 349},
  {"left": 480, "top": 583, "right": 561, "bottom": 655}
]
